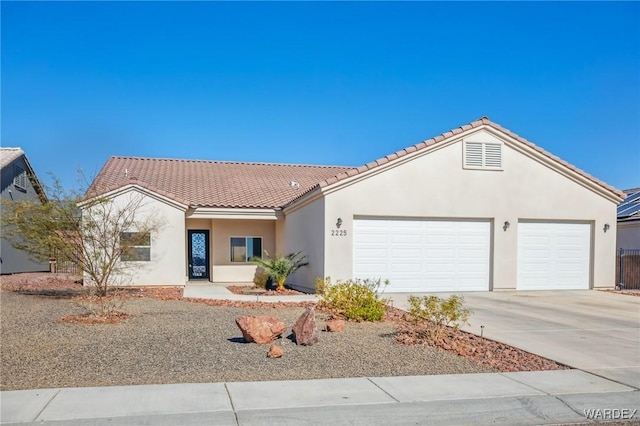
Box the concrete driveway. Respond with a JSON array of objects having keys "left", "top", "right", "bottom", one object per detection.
[{"left": 389, "top": 290, "right": 640, "bottom": 389}]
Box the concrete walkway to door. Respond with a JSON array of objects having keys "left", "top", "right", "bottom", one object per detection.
[{"left": 388, "top": 290, "right": 640, "bottom": 389}]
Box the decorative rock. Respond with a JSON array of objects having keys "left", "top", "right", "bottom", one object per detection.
[
  {"left": 267, "top": 345, "right": 284, "bottom": 358},
  {"left": 324, "top": 319, "right": 345, "bottom": 332},
  {"left": 235, "top": 315, "right": 286, "bottom": 344},
  {"left": 292, "top": 306, "right": 319, "bottom": 345}
]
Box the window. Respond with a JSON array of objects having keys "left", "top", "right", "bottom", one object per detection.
[
  {"left": 13, "top": 165, "right": 27, "bottom": 191},
  {"left": 464, "top": 141, "right": 503, "bottom": 169},
  {"left": 230, "top": 237, "right": 262, "bottom": 262},
  {"left": 120, "top": 232, "right": 151, "bottom": 261}
]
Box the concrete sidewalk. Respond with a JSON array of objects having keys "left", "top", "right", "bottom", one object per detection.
[{"left": 2, "top": 370, "right": 638, "bottom": 425}]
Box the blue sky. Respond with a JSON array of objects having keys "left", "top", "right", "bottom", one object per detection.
[{"left": 2, "top": 1, "right": 639, "bottom": 191}]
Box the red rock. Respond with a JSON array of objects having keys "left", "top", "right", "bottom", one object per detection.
[
  {"left": 324, "top": 319, "right": 345, "bottom": 332},
  {"left": 267, "top": 345, "right": 283, "bottom": 358},
  {"left": 292, "top": 306, "right": 318, "bottom": 346},
  {"left": 235, "top": 315, "right": 286, "bottom": 344}
]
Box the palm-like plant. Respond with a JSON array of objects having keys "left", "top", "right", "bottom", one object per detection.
[{"left": 250, "top": 251, "right": 309, "bottom": 291}]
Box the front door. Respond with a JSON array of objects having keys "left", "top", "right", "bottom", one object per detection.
[{"left": 188, "top": 230, "right": 210, "bottom": 280}]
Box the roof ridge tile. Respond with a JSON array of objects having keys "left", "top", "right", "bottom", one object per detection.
[{"left": 108, "top": 155, "right": 350, "bottom": 169}]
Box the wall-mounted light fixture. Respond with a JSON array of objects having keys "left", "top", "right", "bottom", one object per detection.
[
  {"left": 503, "top": 221, "right": 510, "bottom": 231},
  {"left": 336, "top": 218, "right": 343, "bottom": 229},
  {"left": 603, "top": 223, "right": 610, "bottom": 233}
]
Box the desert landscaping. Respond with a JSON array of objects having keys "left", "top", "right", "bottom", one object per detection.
[{"left": 1, "top": 273, "right": 567, "bottom": 391}]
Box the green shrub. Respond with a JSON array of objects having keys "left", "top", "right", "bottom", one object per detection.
[
  {"left": 407, "top": 295, "right": 472, "bottom": 341},
  {"left": 318, "top": 277, "right": 389, "bottom": 322},
  {"left": 250, "top": 251, "right": 309, "bottom": 291}
]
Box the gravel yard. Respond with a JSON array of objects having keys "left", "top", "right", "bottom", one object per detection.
[{"left": 1, "top": 289, "right": 492, "bottom": 391}]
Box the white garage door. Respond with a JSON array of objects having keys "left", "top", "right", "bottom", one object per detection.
[
  {"left": 353, "top": 218, "right": 490, "bottom": 292},
  {"left": 517, "top": 222, "right": 591, "bottom": 290}
]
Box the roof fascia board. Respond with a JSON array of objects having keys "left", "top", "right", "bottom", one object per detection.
[
  {"left": 187, "top": 207, "right": 281, "bottom": 220},
  {"left": 282, "top": 186, "right": 324, "bottom": 215},
  {"left": 79, "top": 184, "right": 188, "bottom": 211},
  {"left": 21, "top": 155, "right": 48, "bottom": 203}
]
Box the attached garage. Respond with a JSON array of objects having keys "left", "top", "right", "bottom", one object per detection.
[
  {"left": 517, "top": 222, "right": 591, "bottom": 290},
  {"left": 353, "top": 218, "right": 490, "bottom": 292}
]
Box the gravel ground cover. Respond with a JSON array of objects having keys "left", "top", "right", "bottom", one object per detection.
[{"left": 1, "top": 289, "right": 493, "bottom": 391}]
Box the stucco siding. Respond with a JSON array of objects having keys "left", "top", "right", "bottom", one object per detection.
[
  {"left": 87, "top": 189, "right": 186, "bottom": 286},
  {"left": 209, "top": 219, "right": 275, "bottom": 283},
  {"left": 282, "top": 197, "right": 325, "bottom": 292},
  {"left": 617, "top": 222, "right": 640, "bottom": 250},
  {"left": 322, "top": 129, "right": 617, "bottom": 290}
]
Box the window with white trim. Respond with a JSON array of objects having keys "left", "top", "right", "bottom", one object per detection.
[
  {"left": 120, "top": 232, "right": 151, "bottom": 261},
  {"left": 230, "top": 237, "right": 262, "bottom": 262},
  {"left": 13, "top": 165, "right": 27, "bottom": 191},
  {"left": 463, "top": 141, "right": 503, "bottom": 169}
]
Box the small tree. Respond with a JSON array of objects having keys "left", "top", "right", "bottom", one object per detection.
[
  {"left": 250, "top": 251, "right": 309, "bottom": 291},
  {"left": 1, "top": 175, "right": 163, "bottom": 305}
]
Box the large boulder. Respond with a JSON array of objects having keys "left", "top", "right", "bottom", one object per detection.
[
  {"left": 235, "top": 315, "right": 286, "bottom": 344},
  {"left": 292, "top": 306, "right": 319, "bottom": 346}
]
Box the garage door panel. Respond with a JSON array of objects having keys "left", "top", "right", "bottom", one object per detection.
[
  {"left": 458, "top": 247, "right": 488, "bottom": 258},
  {"left": 390, "top": 264, "right": 422, "bottom": 273},
  {"left": 357, "top": 247, "right": 387, "bottom": 257},
  {"left": 426, "top": 263, "right": 456, "bottom": 273},
  {"left": 458, "top": 264, "right": 488, "bottom": 274},
  {"left": 391, "top": 234, "right": 421, "bottom": 244},
  {"left": 425, "top": 249, "right": 457, "bottom": 260},
  {"left": 459, "top": 234, "right": 487, "bottom": 244},
  {"left": 425, "top": 235, "right": 457, "bottom": 245},
  {"left": 354, "top": 218, "right": 490, "bottom": 292},
  {"left": 517, "top": 222, "right": 590, "bottom": 290},
  {"left": 390, "top": 247, "right": 420, "bottom": 257}
]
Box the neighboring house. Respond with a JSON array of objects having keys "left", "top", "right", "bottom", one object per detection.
[
  {"left": 86, "top": 117, "right": 624, "bottom": 292},
  {"left": 0, "top": 147, "right": 49, "bottom": 274},
  {"left": 617, "top": 188, "right": 640, "bottom": 250}
]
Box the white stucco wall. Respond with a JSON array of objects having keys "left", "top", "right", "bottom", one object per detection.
[
  {"left": 282, "top": 197, "right": 325, "bottom": 292},
  {"left": 617, "top": 221, "right": 640, "bottom": 250},
  {"left": 85, "top": 188, "right": 186, "bottom": 286},
  {"left": 208, "top": 219, "right": 276, "bottom": 283},
  {"left": 320, "top": 128, "right": 618, "bottom": 290}
]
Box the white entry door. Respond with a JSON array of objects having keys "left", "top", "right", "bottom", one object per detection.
[
  {"left": 353, "top": 218, "right": 491, "bottom": 293},
  {"left": 517, "top": 222, "right": 591, "bottom": 290}
]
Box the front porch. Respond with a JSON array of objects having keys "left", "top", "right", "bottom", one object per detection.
[{"left": 185, "top": 215, "right": 279, "bottom": 284}]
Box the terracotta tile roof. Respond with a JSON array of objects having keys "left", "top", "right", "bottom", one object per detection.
[
  {"left": 309, "top": 116, "right": 625, "bottom": 201},
  {"left": 91, "top": 117, "right": 624, "bottom": 209},
  {"left": 89, "top": 157, "right": 352, "bottom": 208}
]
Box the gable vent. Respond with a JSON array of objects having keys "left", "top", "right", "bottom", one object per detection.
[
  {"left": 464, "top": 142, "right": 483, "bottom": 167},
  {"left": 484, "top": 143, "right": 502, "bottom": 168},
  {"left": 13, "top": 165, "right": 27, "bottom": 191},
  {"left": 464, "top": 141, "right": 503, "bottom": 170}
]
